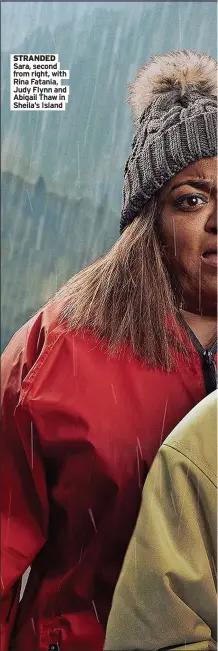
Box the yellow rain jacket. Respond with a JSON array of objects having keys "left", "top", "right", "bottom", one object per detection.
[{"left": 104, "top": 391, "right": 217, "bottom": 651}]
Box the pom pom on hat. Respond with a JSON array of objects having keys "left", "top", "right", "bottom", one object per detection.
[{"left": 128, "top": 49, "right": 217, "bottom": 121}]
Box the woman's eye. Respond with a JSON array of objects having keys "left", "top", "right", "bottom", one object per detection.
[{"left": 174, "top": 194, "right": 208, "bottom": 210}]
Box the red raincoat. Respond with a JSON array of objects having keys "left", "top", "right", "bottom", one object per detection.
[{"left": 1, "top": 298, "right": 217, "bottom": 651}]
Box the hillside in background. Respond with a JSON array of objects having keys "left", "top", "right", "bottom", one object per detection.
[{"left": 1, "top": 170, "right": 118, "bottom": 351}]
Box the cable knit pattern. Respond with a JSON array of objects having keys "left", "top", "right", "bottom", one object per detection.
[{"left": 120, "top": 55, "right": 217, "bottom": 233}]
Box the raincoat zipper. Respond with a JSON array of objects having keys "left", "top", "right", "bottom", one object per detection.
[
  {"left": 182, "top": 321, "right": 217, "bottom": 395},
  {"left": 201, "top": 346, "right": 217, "bottom": 395}
]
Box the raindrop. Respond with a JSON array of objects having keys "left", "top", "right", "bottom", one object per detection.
[
  {"left": 136, "top": 436, "right": 143, "bottom": 459},
  {"left": 172, "top": 215, "right": 177, "bottom": 258},
  {"left": 26, "top": 189, "right": 33, "bottom": 213},
  {"left": 31, "top": 422, "right": 34, "bottom": 469},
  {"left": 111, "top": 383, "right": 117, "bottom": 405},
  {"left": 159, "top": 398, "right": 168, "bottom": 446},
  {"left": 92, "top": 599, "right": 100, "bottom": 622},
  {"left": 170, "top": 490, "right": 178, "bottom": 517},
  {"left": 31, "top": 617, "right": 36, "bottom": 636},
  {"left": 198, "top": 259, "right": 202, "bottom": 314},
  {"left": 136, "top": 446, "right": 141, "bottom": 489},
  {"left": 88, "top": 508, "right": 97, "bottom": 533}
]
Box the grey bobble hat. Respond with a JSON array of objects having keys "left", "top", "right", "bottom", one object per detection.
[{"left": 120, "top": 49, "right": 217, "bottom": 233}]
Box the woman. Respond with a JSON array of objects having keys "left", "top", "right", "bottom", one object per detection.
[
  {"left": 1, "top": 50, "right": 217, "bottom": 651},
  {"left": 104, "top": 390, "right": 217, "bottom": 651}
]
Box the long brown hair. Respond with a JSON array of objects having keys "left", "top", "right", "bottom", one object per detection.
[{"left": 50, "top": 196, "right": 189, "bottom": 370}]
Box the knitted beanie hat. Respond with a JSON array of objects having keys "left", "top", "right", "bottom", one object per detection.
[{"left": 120, "top": 50, "right": 217, "bottom": 233}]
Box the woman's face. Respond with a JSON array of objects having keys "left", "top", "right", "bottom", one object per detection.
[{"left": 159, "top": 157, "right": 217, "bottom": 315}]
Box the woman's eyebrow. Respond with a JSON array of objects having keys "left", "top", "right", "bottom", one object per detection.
[{"left": 171, "top": 179, "right": 215, "bottom": 192}]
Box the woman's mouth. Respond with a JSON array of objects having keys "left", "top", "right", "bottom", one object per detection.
[{"left": 201, "top": 248, "right": 218, "bottom": 267}]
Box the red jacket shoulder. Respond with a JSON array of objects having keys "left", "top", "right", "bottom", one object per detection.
[{"left": 1, "top": 297, "right": 68, "bottom": 391}]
